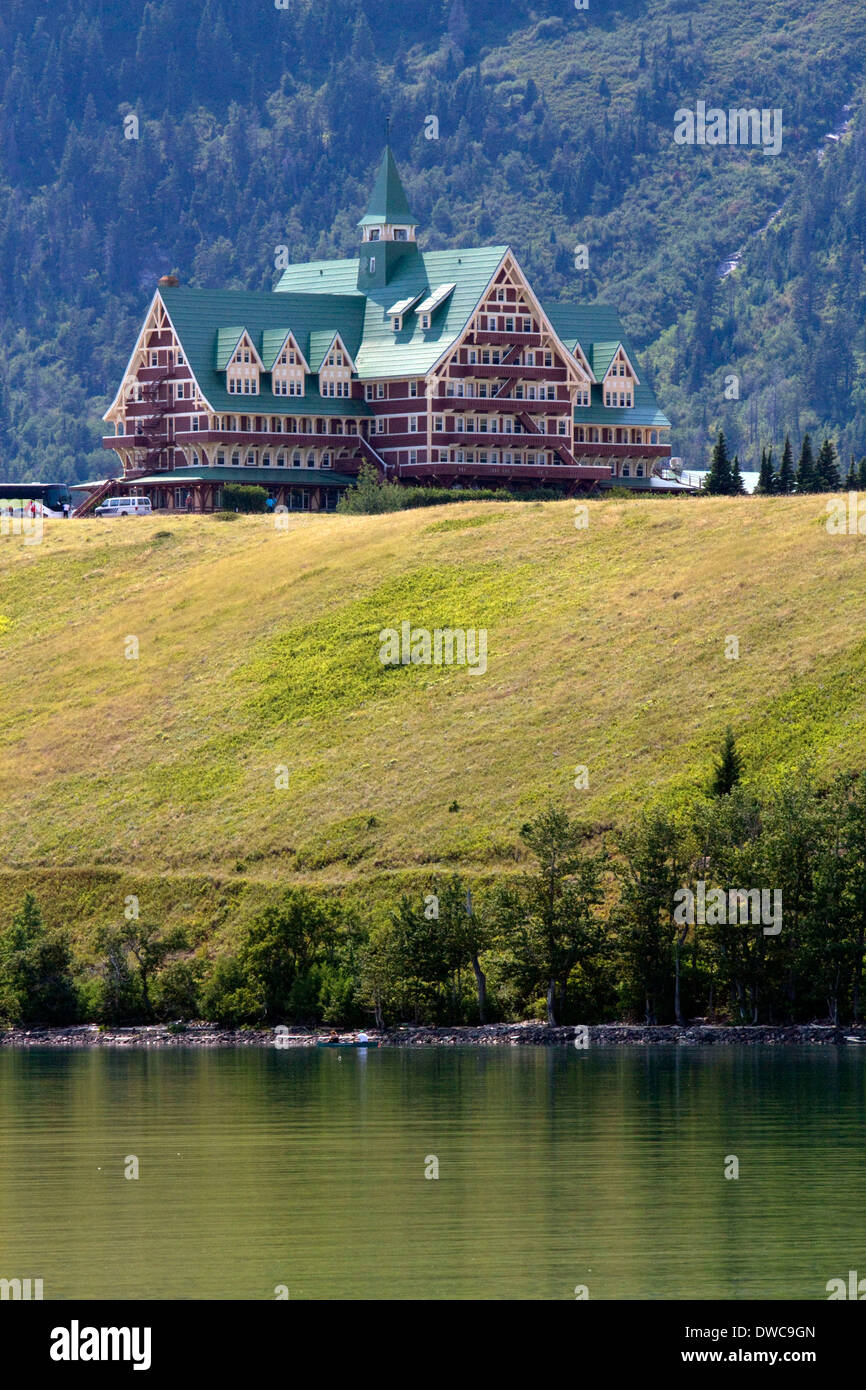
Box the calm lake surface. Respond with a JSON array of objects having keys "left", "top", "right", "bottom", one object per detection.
[{"left": 1, "top": 1046, "right": 863, "bottom": 1300}]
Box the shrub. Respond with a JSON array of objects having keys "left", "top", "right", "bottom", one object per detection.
[{"left": 221, "top": 484, "right": 268, "bottom": 513}]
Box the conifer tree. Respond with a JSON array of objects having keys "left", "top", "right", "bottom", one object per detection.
[
  {"left": 731, "top": 454, "right": 745, "bottom": 495},
  {"left": 705, "top": 430, "right": 733, "bottom": 495},
  {"left": 816, "top": 437, "right": 840, "bottom": 491},
  {"left": 756, "top": 448, "right": 774, "bottom": 495},
  {"left": 710, "top": 727, "right": 743, "bottom": 797},
  {"left": 844, "top": 458, "right": 858, "bottom": 489},
  {"left": 859, "top": 458, "right": 866, "bottom": 489},
  {"left": 795, "top": 434, "right": 817, "bottom": 493},
  {"left": 778, "top": 435, "right": 795, "bottom": 494}
]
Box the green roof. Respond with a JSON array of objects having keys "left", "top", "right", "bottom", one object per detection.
[
  {"left": 307, "top": 330, "right": 341, "bottom": 372},
  {"left": 133, "top": 467, "right": 356, "bottom": 487},
  {"left": 357, "top": 146, "right": 415, "bottom": 227},
  {"left": 159, "top": 287, "right": 370, "bottom": 413},
  {"left": 275, "top": 244, "right": 508, "bottom": 379},
  {"left": 545, "top": 301, "right": 671, "bottom": 429},
  {"left": 215, "top": 327, "right": 245, "bottom": 371}
]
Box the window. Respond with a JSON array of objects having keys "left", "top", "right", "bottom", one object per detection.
[
  {"left": 192, "top": 417, "right": 199, "bottom": 432},
  {"left": 262, "top": 452, "right": 271, "bottom": 467},
  {"left": 369, "top": 229, "right": 380, "bottom": 241},
  {"left": 409, "top": 381, "right": 418, "bottom": 397},
  {"left": 605, "top": 391, "right": 611, "bottom": 406},
  {"left": 277, "top": 453, "right": 286, "bottom": 467},
  {"left": 151, "top": 351, "right": 158, "bottom": 366},
  {"left": 408, "top": 449, "right": 417, "bottom": 464},
  {"left": 365, "top": 384, "right": 374, "bottom": 401},
  {"left": 321, "top": 453, "right": 331, "bottom": 468},
  {"left": 376, "top": 383, "right": 385, "bottom": 399},
  {"left": 636, "top": 463, "right": 644, "bottom": 477},
  {"left": 505, "top": 317, "right": 514, "bottom": 332},
  {"left": 392, "top": 317, "right": 401, "bottom": 332},
  {"left": 244, "top": 350, "right": 250, "bottom": 363},
  {"left": 369, "top": 257, "right": 376, "bottom": 273},
  {"left": 522, "top": 318, "right": 532, "bottom": 332},
  {"left": 526, "top": 351, "right": 534, "bottom": 366},
  {"left": 394, "top": 228, "right": 407, "bottom": 241},
  {"left": 307, "top": 453, "right": 315, "bottom": 468},
  {"left": 421, "top": 314, "right": 430, "bottom": 330},
  {"left": 246, "top": 452, "right": 256, "bottom": 466},
  {"left": 409, "top": 416, "right": 419, "bottom": 432},
  {"left": 434, "top": 416, "right": 443, "bottom": 432},
  {"left": 544, "top": 351, "right": 552, "bottom": 367},
  {"left": 293, "top": 453, "right": 301, "bottom": 467},
  {"left": 177, "top": 352, "right": 184, "bottom": 366},
  {"left": 497, "top": 288, "right": 505, "bottom": 301}
]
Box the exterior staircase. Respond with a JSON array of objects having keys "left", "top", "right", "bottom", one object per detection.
[{"left": 72, "top": 477, "right": 117, "bottom": 518}]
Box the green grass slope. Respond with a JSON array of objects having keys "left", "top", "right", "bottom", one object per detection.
[{"left": 1, "top": 497, "right": 865, "bottom": 934}]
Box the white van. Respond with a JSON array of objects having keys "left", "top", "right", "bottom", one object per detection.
[{"left": 94, "top": 496, "right": 153, "bottom": 517}]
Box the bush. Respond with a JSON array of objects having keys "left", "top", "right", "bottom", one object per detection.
[
  {"left": 338, "top": 462, "right": 568, "bottom": 514},
  {"left": 221, "top": 484, "right": 268, "bottom": 513}
]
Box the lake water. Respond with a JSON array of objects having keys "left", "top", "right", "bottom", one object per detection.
[{"left": 1, "top": 1046, "right": 863, "bottom": 1300}]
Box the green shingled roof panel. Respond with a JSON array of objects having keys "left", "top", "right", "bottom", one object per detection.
[
  {"left": 307, "top": 330, "right": 341, "bottom": 373},
  {"left": 357, "top": 147, "right": 415, "bottom": 226},
  {"left": 276, "top": 244, "right": 507, "bottom": 379},
  {"left": 134, "top": 467, "right": 357, "bottom": 487},
  {"left": 260, "top": 328, "right": 294, "bottom": 371},
  {"left": 215, "top": 327, "right": 245, "bottom": 371},
  {"left": 160, "top": 286, "right": 368, "bottom": 413},
  {"left": 545, "top": 301, "right": 671, "bottom": 429}
]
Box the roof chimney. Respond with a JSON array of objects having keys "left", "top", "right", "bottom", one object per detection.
[{"left": 158, "top": 274, "right": 179, "bottom": 287}]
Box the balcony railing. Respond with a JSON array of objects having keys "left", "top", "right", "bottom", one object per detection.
[{"left": 398, "top": 460, "right": 611, "bottom": 482}]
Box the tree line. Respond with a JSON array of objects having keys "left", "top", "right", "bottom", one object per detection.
[
  {"left": 703, "top": 429, "right": 866, "bottom": 495},
  {"left": 3, "top": 735, "right": 866, "bottom": 1031}
]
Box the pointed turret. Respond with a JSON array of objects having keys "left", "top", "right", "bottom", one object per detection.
[{"left": 357, "top": 147, "right": 418, "bottom": 292}]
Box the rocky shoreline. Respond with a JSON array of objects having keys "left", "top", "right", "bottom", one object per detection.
[{"left": 2, "top": 1021, "right": 866, "bottom": 1049}]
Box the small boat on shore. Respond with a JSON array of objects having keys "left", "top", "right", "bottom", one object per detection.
[{"left": 317, "top": 1035, "right": 379, "bottom": 1049}]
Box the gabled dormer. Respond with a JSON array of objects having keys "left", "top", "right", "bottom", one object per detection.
[
  {"left": 309, "top": 331, "right": 356, "bottom": 399},
  {"left": 593, "top": 341, "right": 639, "bottom": 408},
  {"left": 262, "top": 330, "right": 310, "bottom": 398},
  {"left": 357, "top": 147, "right": 419, "bottom": 291},
  {"left": 217, "top": 328, "right": 264, "bottom": 397}
]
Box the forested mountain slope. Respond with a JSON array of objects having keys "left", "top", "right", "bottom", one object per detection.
[{"left": 1, "top": 0, "right": 865, "bottom": 482}]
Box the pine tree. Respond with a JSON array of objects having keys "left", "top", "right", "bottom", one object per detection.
[
  {"left": 859, "top": 458, "right": 866, "bottom": 489},
  {"left": 705, "top": 430, "right": 733, "bottom": 495},
  {"left": 756, "top": 448, "right": 772, "bottom": 494},
  {"left": 844, "top": 458, "right": 858, "bottom": 488},
  {"left": 778, "top": 435, "right": 795, "bottom": 494},
  {"left": 711, "top": 727, "right": 743, "bottom": 797},
  {"left": 816, "top": 437, "right": 840, "bottom": 491},
  {"left": 731, "top": 454, "right": 746, "bottom": 495},
  {"left": 795, "top": 434, "right": 817, "bottom": 493}
]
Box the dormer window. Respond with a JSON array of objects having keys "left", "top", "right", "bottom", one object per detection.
[
  {"left": 392, "top": 316, "right": 402, "bottom": 332},
  {"left": 394, "top": 228, "right": 407, "bottom": 241},
  {"left": 369, "top": 229, "right": 380, "bottom": 241},
  {"left": 421, "top": 313, "right": 430, "bottom": 330}
]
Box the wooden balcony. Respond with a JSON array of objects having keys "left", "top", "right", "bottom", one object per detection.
[
  {"left": 172, "top": 430, "right": 363, "bottom": 449},
  {"left": 467, "top": 331, "right": 542, "bottom": 348},
  {"left": 432, "top": 395, "right": 572, "bottom": 414},
  {"left": 436, "top": 430, "right": 573, "bottom": 447},
  {"left": 448, "top": 363, "right": 563, "bottom": 380}
]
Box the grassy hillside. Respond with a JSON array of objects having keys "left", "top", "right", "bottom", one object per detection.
[{"left": 1, "top": 496, "right": 865, "bottom": 937}]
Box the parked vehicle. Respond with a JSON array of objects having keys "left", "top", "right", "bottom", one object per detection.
[{"left": 94, "top": 496, "right": 152, "bottom": 517}]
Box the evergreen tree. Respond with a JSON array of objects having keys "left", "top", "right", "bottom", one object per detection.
[
  {"left": 815, "top": 436, "right": 840, "bottom": 491},
  {"left": 845, "top": 458, "right": 859, "bottom": 488},
  {"left": 711, "top": 727, "right": 743, "bottom": 797},
  {"left": 705, "top": 430, "right": 733, "bottom": 495},
  {"left": 731, "top": 454, "right": 745, "bottom": 495},
  {"left": 757, "top": 447, "right": 778, "bottom": 494},
  {"left": 795, "top": 434, "right": 817, "bottom": 492},
  {"left": 778, "top": 435, "right": 795, "bottom": 494},
  {"left": 0, "top": 893, "right": 77, "bottom": 1024},
  {"left": 859, "top": 458, "right": 866, "bottom": 489}
]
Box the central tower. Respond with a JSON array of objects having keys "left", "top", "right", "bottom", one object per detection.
[{"left": 356, "top": 147, "right": 419, "bottom": 292}]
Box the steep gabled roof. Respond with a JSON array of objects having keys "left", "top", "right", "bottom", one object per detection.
[
  {"left": 275, "top": 244, "right": 508, "bottom": 379},
  {"left": 358, "top": 146, "right": 415, "bottom": 227},
  {"left": 545, "top": 301, "right": 670, "bottom": 428},
  {"left": 159, "top": 286, "right": 368, "bottom": 413}
]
